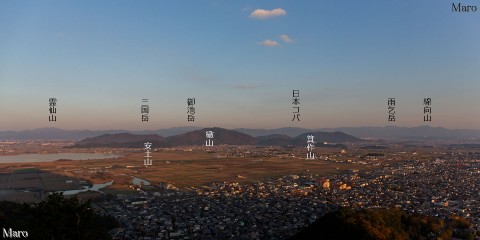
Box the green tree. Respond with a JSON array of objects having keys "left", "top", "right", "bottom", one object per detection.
[{"left": 0, "top": 193, "right": 118, "bottom": 240}]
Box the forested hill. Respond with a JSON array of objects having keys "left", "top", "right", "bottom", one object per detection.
[
  {"left": 290, "top": 208, "right": 476, "bottom": 240},
  {"left": 0, "top": 193, "right": 118, "bottom": 239}
]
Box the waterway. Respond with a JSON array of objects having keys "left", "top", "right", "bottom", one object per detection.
[
  {"left": 131, "top": 176, "right": 151, "bottom": 186},
  {"left": 60, "top": 181, "right": 114, "bottom": 195}
]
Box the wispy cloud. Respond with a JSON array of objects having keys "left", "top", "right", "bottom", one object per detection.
[
  {"left": 258, "top": 39, "right": 279, "bottom": 47},
  {"left": 249, "top": 8, "right": 286, "bottom": 20},
  {"left": 279, "top": 34, "right": 293, "bottom": 43}
]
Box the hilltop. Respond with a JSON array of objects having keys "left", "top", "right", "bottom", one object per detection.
[{"left": 71, "top": 128, "right": 363, "bottom": 148}]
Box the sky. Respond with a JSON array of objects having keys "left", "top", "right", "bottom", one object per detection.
[{"left": 0, "top": 0, "right": 479, "bottom": 131}]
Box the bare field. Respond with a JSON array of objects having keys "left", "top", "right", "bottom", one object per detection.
[{"left": 0, "top": 149, "right": 373, "bottom": 190}]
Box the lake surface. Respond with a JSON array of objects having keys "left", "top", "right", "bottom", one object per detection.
[{"left": 0, "top": 153, "right": 122, "bottom": 163}]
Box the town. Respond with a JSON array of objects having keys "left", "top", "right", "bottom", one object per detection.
[{"left": 94, "top": 150, "right": 480, "bottom": 239}]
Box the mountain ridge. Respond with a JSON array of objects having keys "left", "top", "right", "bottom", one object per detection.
[
  {"left": 2, "top": 126, "right": 480, "bottom": 141},
  {"left": 71, "top": 128, "right": 363, "bottom": 148}
]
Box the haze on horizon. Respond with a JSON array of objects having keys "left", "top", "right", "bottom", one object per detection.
[{"left": 1, "top": 1, "right": 479, "bottom": 131}]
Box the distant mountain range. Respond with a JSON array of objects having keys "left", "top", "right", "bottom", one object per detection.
[
  {"left": 320, "top": 126, "right": 480, "bottom": 140},
  {"left": 234, "top": 127, "right": 312, "bottom": 138},
  {"left": 72, "top": 128, "right": 363, "bottom": 148},
  {"left": 235, "top": 126, "right": 480, "bottom": 139},
  {"left": 0, "top": 127, "right": 202, "bottom": 141},
  {"left": 1, "top": 126, "right": 480, "bottom": 141}
]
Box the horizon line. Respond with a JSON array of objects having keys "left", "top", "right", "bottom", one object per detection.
[{"left": 1, "top": 125, "right": 480, "bottom": 132}]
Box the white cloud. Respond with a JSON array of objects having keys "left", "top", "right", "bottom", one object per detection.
[
  {"left": 258, "top": 40, "right": 279, "bottom": 47},
  {"left": 249, "top": 8, "right": 286, "bottom": 19},
  {"left": 279, "top": 34, "right": 293, "bottom": 43}
]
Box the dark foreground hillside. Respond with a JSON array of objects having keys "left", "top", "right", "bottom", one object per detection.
[
  {"left": 0, "top": 193, "right": 118, "bottom": 240},
  {"left": 290, "top": 208, "right": 476, "bottom": 240}
]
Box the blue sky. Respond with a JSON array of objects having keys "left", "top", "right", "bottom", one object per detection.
[{"left": 0, "top": 0, "right": 479, "bottom": 130}]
